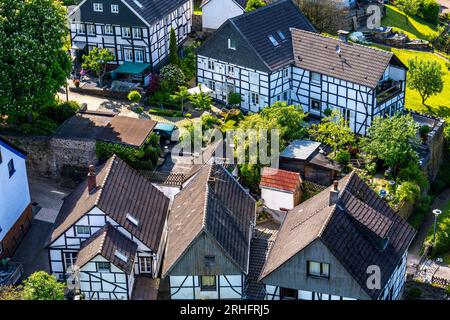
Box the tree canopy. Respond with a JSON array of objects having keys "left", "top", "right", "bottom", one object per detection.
[
  {"left": 361, "top": 114, "right": 418, "bottom": 177},
  {"left": 169, "top": 27, "right": 179, "bottom": 66},
  {"left": 407, "top": 58, "right": 444, "bottom": 106},
  {"left": 245, "top": 0, "right": 267, "bottom": 12},
  {"left": 82, "top": 47, "right": 114, "bottom": 86},
  {"left": 0, "top": 0, "right": 72, "bottom": 122},
  {"left": 22, "top": 271, "right": 66, "bottom": 300}
]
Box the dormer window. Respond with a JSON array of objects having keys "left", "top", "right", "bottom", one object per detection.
[
  {"left": 228, "top": 38, "right": 236, "bottom": 50},
  {"left": 126, "top": 213, "right": 139, "bottom": 227},
  {"left": 277, "top": 31, "right": 286, "bottom": 41},
  {"left": 93, "top": 3, "right": 103, "bottom": 12},
  {"left": 115, "top": 250, "right": 128, "bottom": 263}
]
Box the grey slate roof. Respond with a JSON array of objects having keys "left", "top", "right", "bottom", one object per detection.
[
  {"left": 280, "top": 140, "right": 321, "bottom": 160},
  {"left": 162, "top": 164, "right": 256, "bottom": 276},
  {"left": 260, "top": 172, "right": 416, "bottom": 299},
  {"left": 51, "top": 155, "right": 170, "bottom": 253},
  {"left": 197, "top": 0, "right": 316, "bottom": 72},
  {"left": 76, "top": 223, "right": 138, "bottom": 274},
  {"left": 291, "top": 29, "right": 406, "bottom": 88},
  {"left": 123, "top": 0, "right": 190, "bottom": 24}
]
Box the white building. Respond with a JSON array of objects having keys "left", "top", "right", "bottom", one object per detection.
[
  {"left": 259, "top": 167, "right": 302, "bottom": 223},
  {"left": 162, "top": 165, "right": 256, "bottom": 300},
  {"left": 259, "top": 172, "right": 416, "bottom": 300},
  {"left": 201, "top": 0, "right": 247, "bottom": 32},
  {"left": 196, "top": 0, "right": 407, "bottom": 135},
  {"left": 68, "top": 0, "right": 193, "bottom": 71},
  {"left": 0, "top": 137, "right": 32, "bottom": 259},
  {"left": 47, "top": 155, "right": 171, "bottom": 300}
]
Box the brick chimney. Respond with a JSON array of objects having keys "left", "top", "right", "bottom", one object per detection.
[
  {"left": 87, "top": 165, "right": 96, "bottom": 193},
  {"left": 329, "top": 180, "right": 340, "bottom": 206}
]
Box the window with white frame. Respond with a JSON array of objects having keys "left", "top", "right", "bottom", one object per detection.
[
  {"left": 87, "top": 24, "right": 96, "bottom": 36},
  {"left": 93, "top": 3, "right": 103, "bottom": 12},
  {"left": 228, "top": 38, "right": 236, "bottom": 50},
  {"left": 76, "top": 23, "right": 85, "bottom": 34},
  {"left": 111, "top": 4, "right": 119, "bottom": 13},
  {"left": 64, "top": 252, "right": 78, "bottom": 270},
  {"left": 228, "top": 65, "right": 235, "bottom": 76},
  {"left": 124, "top": 49, "right": 133, "bottom": 61},
  {"left": 133, "top": 28, "right": 142, "bottom": 39},
  {"left": 76, "top": 225, "right": 90, "bottom": 236},
  {"left": 135, "top": 50, "right": 144, "bottom": 63},
  {"left": 307, "top": 261, "right": 330, "bottom": 278},
  {"left": 283, "top": 69, "right": 289, "bottom": 79},
  {"left": 122, "top": 27, "right": 131, "bottom": 38},
  {"left": 200, "top": 276, "right": 216, "bottom": 291},
  {"left": 310, "top": 72, "right": 321, "bottom": 84},
  {"left": 139, "top": 257, "right": 152, "bottom": 273},
  {"left": 207, "top": 60, "right": 215, "bottom": 71},
  {"left": 208, "top": 80, "right": 216, "bottom": 91},
  {"left": 251, "top": 92, "right": 259, "bottom": 106},
  {"left": 104, "top": 25, "right": 114, "bottom": 35}
]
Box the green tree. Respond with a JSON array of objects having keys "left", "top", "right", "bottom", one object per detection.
[
  {"left": 169, "top": 27, "right": 179, "bottom": 66},
  {"left": 408, "top": 58, "right": 444, "bottom": 106},
  {"left": 361, "top": 114, "right": 418, "bottom": 178},
  {"left": 174, "top": 85, "right": 189, "bottom": 114},
  {"left": 310, "top": 109, "right": 354, "bottom": 157},
  {"left": 189, "top": 86, "right": 212, "bottom": 110},
  {"left": 228, "top": 92, "right": 242, "bottom": 108},
  {"left": 396, "top": 0, "right": 421, "bottom": 25},
  {"left": 245, "top": 0, "right": 267, "bottom": 12},
  {"left": 82, "top": 47, "right": 114, "bottom": 87},
  {"left": 22, "top": 271, "right": 65, "bottom": 300},
  {"left": 160, "top": 64, "right": 186, "bottom": 93},
  {"left": 0, "top": 0, "right": 72, "bottom": 122},
  {"left": 128, "top": 90, "right": 142, "bottom": 104}
]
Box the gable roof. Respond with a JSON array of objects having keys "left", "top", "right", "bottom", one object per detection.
[
  {"left": 291, "top": 29, "right": 406, "bottom": 88},
  {"left": 76, "top": 223, "right": 138, "bottom": 274},
  {"left": 201, "top": 0, "right": 247, "bottom": 9},
  {"left": 260, "top": 172, "right": 416, "bottom": 299},
  {"left": 0, "top": 136, "right": 27, "bottom": 159},
  {"left": 260, "top": 167, "right": 302, "bottom": 193},
  {"left": 162, "top": 164, "right": 256, "bottom": 276},
  {"left": 123, "top": 0, "right": 189, "bottom": 24},
  {"left": 229, "top": 0, "right": 316, "bottom": 71},
  {"left": 50, "top": 155, "right": 170, "bottom": 252}
]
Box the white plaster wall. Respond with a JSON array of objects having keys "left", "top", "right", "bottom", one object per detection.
[
  {"left": 0, "top": 143, "right": 30, "bottom": 242},
  {"left": 261, "top": 188, "right": 294, "bottom": 211},
  {"left": 202, "top": 0, "right": 244, "bottom": 30}
]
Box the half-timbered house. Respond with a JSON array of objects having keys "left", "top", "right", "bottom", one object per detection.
[
  {"left": 68, "top": 0, "right": 193, "bottom": 71},
  {"left": 259, "top": 172, "right": 416, "bottom": 300},
  {"left": 196, "top": 0, "right": 316, "bottom": 112},
  {"left": 162, "top": 164, "right": 256, "bottom": 300},
  {"left": 47, "top": 155, "right": 170, "bottom": 300},
  {"left": 196, "top": 0, "right": 407, "bottom": 135}
]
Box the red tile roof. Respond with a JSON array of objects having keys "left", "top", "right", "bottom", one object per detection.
[{"left": 260, "top": 167, "right": 302, "bottom": 193}]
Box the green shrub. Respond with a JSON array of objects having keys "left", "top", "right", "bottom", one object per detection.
[
  {"left": 419, "top": 0, "right": 440, "bottom": 24},
  {"left": 224, "top": 108, "right": 244, "bottom": 123},
  {"left": 201, "top": 114, "right": 220, "bottom": 130},
  {"left": 160, "top": 64, "right": 186, "bottom": 93},
  {"left": 409, "top": 287, "right": 422, "bottom": 299},
  {"left": 396, "top": 181, "right": 421, "bottom": 202},
  {"left": 128, "top": 90, "right": 142, "bottom": 104},
  {"left": 134, "top": 106, "right": 144, "bottom": 114},
  {"left": 148, "top": 108, "right": 183, "bottom": 117},
  {"left": 185, "top": 113, "right": 192, "bottom": 118},
  {"left": 334, "top": 149, "right": 350, "bottom": 165},
  {"left": 19, "top": 116, "right": 58, "bottom": 136},
  {"left": 46, "top": 100, "right": 80, "bottom": 124}
]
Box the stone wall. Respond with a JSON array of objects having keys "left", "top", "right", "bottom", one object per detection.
[{"left": 0, "top": 134, "right": 97, "bottom": 188}]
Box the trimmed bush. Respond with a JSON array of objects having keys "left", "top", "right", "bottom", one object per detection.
[{"left": 419, "top": 0, "right": 440, "bottom": 24}]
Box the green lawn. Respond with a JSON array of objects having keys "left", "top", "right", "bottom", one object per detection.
[
  {"left": 372, "top": 44, "right": 450, "bottom": 114},
  {"left": 381, "top": 5, "right": 439, "bottom": 41},
  {"left": 424, "top": 200, "right": 450, "bottom": 261}
]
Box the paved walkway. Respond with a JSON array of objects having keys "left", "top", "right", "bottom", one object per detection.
[{"left": 408, "top": 188, "right": 450, "bottom": 266}]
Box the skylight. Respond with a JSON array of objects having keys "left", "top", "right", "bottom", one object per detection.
[
  {"left": 268, "top": 35, "right": 279, "bottom": 47},
  {"left": 115, "top": 250, "right": 128, "bottom": 263},
  {"left": 277, "top": 31, "right": 286, "bottom": 41},
  {"left": 126, "top": 213, "right": 139, "bottom": 227},
  {"left": 133, "top": 0, "right": 144, "bottom": 9}
]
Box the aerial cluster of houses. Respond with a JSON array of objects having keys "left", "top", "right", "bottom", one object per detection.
[{"left": 0, "top": 0, "right": 420, "bottom": 300}]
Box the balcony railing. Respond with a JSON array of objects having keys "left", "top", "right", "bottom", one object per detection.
[{"left": 376, "top": 80, "right": 402, "bottom": 104}]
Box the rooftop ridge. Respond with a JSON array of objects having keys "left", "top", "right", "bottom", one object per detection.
[
  {"left": 230, "top": 0, "right": 289, "bottom": 22},
  {"left": 201, "top": 165, "right": 214, "bottom": 228},
  {"left": 95, "top": 155, "right": 117, "bottom": 206}
]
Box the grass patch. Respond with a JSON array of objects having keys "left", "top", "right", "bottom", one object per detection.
[
  {"left": 371, "top": 44, "right": 450, "bottom": 113},
  {"left": 424, "top": 200, "right": 450, "bottom": 258},
  {"left": 381, "top": 5, "right": 439, "bottom": 41}
]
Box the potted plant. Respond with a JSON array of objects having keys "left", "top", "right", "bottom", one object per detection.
[
  {"left": 419, "top": 125, "right": 431, "bottom": 144},
  {"left": 73, "top": 79, "right": 80, "bottom": 88}
]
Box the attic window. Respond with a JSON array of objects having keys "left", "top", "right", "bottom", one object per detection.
[
  {"left": 228, "top": 38, "right": 236, "bottom": 50},
  {"left": 115, "top": 250, "right": 128, "bottom": 263},
  {"left": 204, "top": 255, "right": 216, "bottom": 267},
  {"left": 126, "top": 213, "right": 139, "bottom": 227},
  {"left": 277, "top": 31, "right": 286, "bottom": 41},
  {"left": 133, "top": 0, "right": 144, "bottom": 9},
  {"left": 268, "top": 35, "right": 279, "bottom": 47}
]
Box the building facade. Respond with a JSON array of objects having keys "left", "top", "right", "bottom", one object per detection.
[
  {"left": 48, "top": 155, "right": 170, "bottom": 300},
  {"left": 196, "top": 0, "right": 407, "bottom": 135},
  {"left": 0, "top": 137, "right": 32, "bottom": 259},
  {"left": 68, "top": 0, "right": 193, "bottom": 69},
  {"left": 162, "top": 165, "right": 256, "bottom": 300}
]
